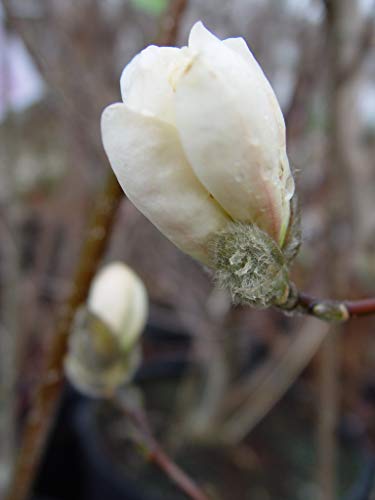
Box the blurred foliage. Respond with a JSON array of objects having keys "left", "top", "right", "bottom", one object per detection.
[{"left": 131, "top": 0, "right": 168, "bottom": 15}]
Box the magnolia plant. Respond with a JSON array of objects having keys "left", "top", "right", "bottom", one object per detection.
[
  {"left": 64, "top": 262, "right": 148, "bottom": 397},
  {"left": 8, "top": 13, "right": 375, "bottom": 500},
  {"left": 101, "top": 21, "right": 300, "bottom": 309}
]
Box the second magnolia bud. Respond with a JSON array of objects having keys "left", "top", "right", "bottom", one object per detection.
[{"left": 64, "top": 262, "right": 148, "bottom": 397}]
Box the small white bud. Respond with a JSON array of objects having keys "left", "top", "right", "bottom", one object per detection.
[
  {"left": 64, "top": 262, "right": 148, "bottom": 397},
  {"left": 87, "top": 262, "right": 148, "bottom": 350}
]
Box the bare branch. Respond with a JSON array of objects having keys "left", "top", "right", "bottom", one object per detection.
[
  {"left": 116, "top": 397, "right": 210, "bottom": 500},
  {"left": 5, "top": 174, "right": 123, "bottom": 500},
  {"left": 294, "top": 291, "right": 375, "bottom": 321},
  {"left": 337, "top": 16, "right": 375, "bottom": 86}
]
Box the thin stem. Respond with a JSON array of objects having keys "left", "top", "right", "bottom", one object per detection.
[
  {"left": 279, "top": 284, "right": 375, "bottom": 322},
  {"left": 117, "top": 399, "right": 210, "bottom": 500},
  {"left": 340, "top": 298, "right": 375, "bottom": 317},
  {"left": 296, "top": 291, "right": 375, "bottom": 321}
]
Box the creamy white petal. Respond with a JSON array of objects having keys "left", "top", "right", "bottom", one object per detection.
[
  {"left": 223, "top": 36, "right": 288, "bottom": 146},
  {"left": 176, "top": 22, "right": 293, "bottom": 243},
  {"left": 101, "top": 103, "right": 230, "bottom": 264},
  {"left": 223, "top": 35, "right": 295, "bottom": 241},
  {"left": 120, "top": 45, "right": 189, "bottom": 125},
  {"left": 88, "top": 262, "right": 148, "bottom": 349}
]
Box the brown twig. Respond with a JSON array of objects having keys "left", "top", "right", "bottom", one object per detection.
[
  {"left": 117, "top": 398, "right": 210, "bottom": 500},
  {"left": 157, "top": 0, "right": 187, "bottom": 46},
  {"left": 316, "top": 2, "right": 358, "bottom": 497},
  {"left": 6, "top": 175, "right": 123, "bottom": 500},
  {"left": 323, "top": 0, "right": 375, "bottom": 87},
  {"left": 218, "top": 319, "right": 330, "bottom": 444},
  {"left": 5, "top": 2, "right": 188, "bottom": 500},
  {"left": 294, "top": 291, "right": 375, "bottom": 321},
  {"left": 2, "top": 1, "right": 47, "bottom": 81},
  {"left": 342, "top": 298, "right": 375, "bottom": 317},
  {"left": 285, "top": 28, "right": 322, "bottom": 142},
  {"left": 337, "top": 15, "right": 375, "bottom": 86}
]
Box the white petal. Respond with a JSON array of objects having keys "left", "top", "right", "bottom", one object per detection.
[
  {"left": 224, "top": 35, "right": 295, "bottom": 211},
  {"left": 101, "top": 103, "right": 230, "bottom": 265},
  {"left": 175, "top": 22, "right": 293, "bottom": 243},
  {"left": 223, "top": 36, "right": 287, "bottom": 140},
  {"left": 88, "top": 262, "right": 148, "bottom": 350},
  {"left": 120, "top": 45, "right": 189, "bottom": 126},
  {"left": 224, "top": 35, "right": 295, "bottom": 241},
  {"left": 190, "top": 23, "right": 286, "bottom": 134},
  {"left": 188, "top": 20, "right": 220, "bottom": 49}
]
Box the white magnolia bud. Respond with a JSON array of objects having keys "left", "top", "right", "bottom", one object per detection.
[
  {"left": 101, "top": 22, "right": 295, "bottom": 265},
  {"left": 102, "top": 22, "right": 299, "bottom": 307},
  {"left": 88, "top": 262, "right": 148, "bottom": 349},
  {"left": 64, "top": 262, "right": 148, "bottom": 397}
]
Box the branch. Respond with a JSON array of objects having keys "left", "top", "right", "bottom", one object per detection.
[
  {"left": 157, "top": 0, "right": 188, "bottom": 46},
  {"left": 218, "top": 319, "right": 330, "bottom": 444},
  {"left": 285, "top": 29, "right": 322, "bottom": 142},
  {"left": 6, "top": 174, "right": 123, "bottom": 500},
  {"left": 322, "top": 0, "right": 375, "bottom": 87},
  {"left": 281, "top": 285, "right": 375, "bottom": 322},
  {"left": 2, "top": 0, "right": 48, "bottom": 80},
  {"left": 5, "top": 2, "right": 188, "bottom": 500},
  {"left": 297, "top": 292, "right": 375, "bottom": 320},
  {"left": 116, "top": 397, "right": 210, "bottom": 500},
  {"left": 337, "top": 15, "right": 375, "bottom": 87}
]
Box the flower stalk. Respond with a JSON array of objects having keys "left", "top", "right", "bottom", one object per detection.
[
  {"left": 284, "top": 290, "right": 375, "bottom": 322},
  {"left": 115, "top": 394, "right": 210, "bottom": 500}
]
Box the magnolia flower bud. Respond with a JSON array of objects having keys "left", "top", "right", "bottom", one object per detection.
[
  {"left": 64, "top": 262, "right": 148, "bottom": 397},
  {"left": 101, "top": 22, "right": 299, "bottom": 307},
  {"left": 88, "top": 262, "right": 148, "bottom": 349}
]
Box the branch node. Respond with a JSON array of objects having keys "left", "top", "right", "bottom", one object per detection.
[{"left": 312, "top": 302, "right": 350, "bottom": 322}]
